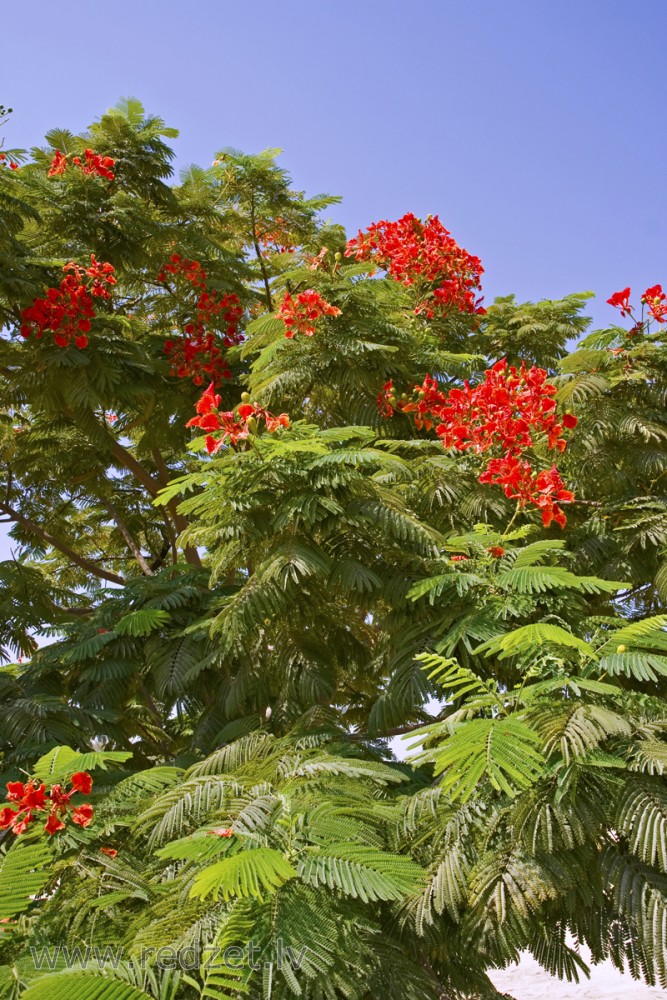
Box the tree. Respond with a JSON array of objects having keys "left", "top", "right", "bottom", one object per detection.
[{"left": 0, "top": 98, "right": 665, "bottom": 1000}]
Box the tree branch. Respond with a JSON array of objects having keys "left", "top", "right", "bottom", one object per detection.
[
  {"left": 250, "top": 189, "right": 273, "bottom": 310},
  {"left": 0, "top": 500, "right": 125, "bottom": 586},
  {"left": 100, "top": 499, "right": 154, "bottom": 576},
  {"left": 151, "top": 447, "right": 202, "bottom": 569}
]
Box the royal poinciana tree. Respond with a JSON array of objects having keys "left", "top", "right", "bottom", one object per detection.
[{"left": 0, "top": 99, "right": 666, "bottom": 1000}]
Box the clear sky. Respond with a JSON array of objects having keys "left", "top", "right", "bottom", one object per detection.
[
  {"left": 4, "top": 0, "right": 666, "bottom": 329},
  {"left": 1, "top": 1, "right": 665, "bottom": 565}
]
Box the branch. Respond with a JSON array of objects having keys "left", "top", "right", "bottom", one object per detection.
[
  {"left": 250, "top": 190, "right": 273, "bottom": 310},
  {"left": 151, "top": 448, "right": 202, "bottom": 569},
  {"left": 150, "top": 538, "right": 171, "bottom": 572},
  {"left": 0, "top": 500, "right": 125, "bottom": 586},
  {"left": 111, "top": 440, "right": 200, "bottom": 567},
  {"left": 110, "top": 440, "right": 162, "bottom": 497},
  {"left": 348, "top": 720, "right": 433, "bottom": 741},
  {"left": 100, "top": 499, "right": 154, "bottom": 576}
]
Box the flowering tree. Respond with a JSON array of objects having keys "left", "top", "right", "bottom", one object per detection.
[{"left": 0, "top": 99, "right": 666, "bottom": 1000}]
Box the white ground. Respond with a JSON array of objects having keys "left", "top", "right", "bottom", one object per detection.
[{"left": 487, "top": 949, "right": 664, "bottom": 999}]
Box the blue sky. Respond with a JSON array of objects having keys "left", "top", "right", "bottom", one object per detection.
[
  {"left": 1, "top": 1, "right": 665, "bottom": 564},
  {"left": 4, "top": 0, "right": 666, "bottom": 329}
]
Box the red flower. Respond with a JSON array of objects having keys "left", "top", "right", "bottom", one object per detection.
[
  {"left": 265, "top": 413, "right": 290, "bottom": 432},
  {"left": 44, "top": 813, "right": 66, "bottom": 835},
  {"left": 71, "top": 803, "right": 94, "bottom": 828},
  {"left": 47, "top": 150, "right": 68, "bottom": 176},
  {"left": 6, "top": 781, "right": 25, "bottom": 803},
  {"left": 0, "top": 807, "right": 18, "bottom": 829},
  {"left": 346, "top": 213, "right": 484, "bottom": 318},
  {"left": 73, "top": 149, "right": 115, "bottom": 181},
  {"left": 3, "top": 771, "right": 94, "bottom": 838},
  {"left": 20, "top": 256, "right": 115, "bottom": 349},
  {"left": 278, "top": 290, "right": 341, "bottom": 338},
  {"left": 188, "top": 383, "right": 290, "bottom": 450},
  {"left": 11, "top": 814, "right": 32, "bottom": 835},
  {"left": 607, "top": 287, "right": 632, "bottom": 317},
  {"left": 159, "top": 259, "right": 243, "bottom": 385},
  {"left": 450, "top": 555, "right": 469, "bottom": 562},
  {"left": 100, "top": 847, "right": 118, "bottom": 858},
  {"left": 386, "top": 360, "right": 576, "bottom": 529},
  {"left": 70, "top": 772, "right": 93, "bottom": 795},
  {"left": 208, "top": 827, "right": 234, "bottom": 837},
  {"left": 642, "top": 284, "right": 667, "bottom": 324},
  {"left": 488, "top": 546, "right": 505, "bottom": 558}
]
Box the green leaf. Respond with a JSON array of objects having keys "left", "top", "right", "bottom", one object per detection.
[
  {"left": 0, "top": 841, "right": 52, "bottom": 920},
  {"left": 21, "top": 973, "right": 153, "bottom": 1000},
  {"left": 190, "top": 848, "right": 297, "bottom": 901},
  {"left": 420, "top": 717, "right": 545, "bottom": 801}
]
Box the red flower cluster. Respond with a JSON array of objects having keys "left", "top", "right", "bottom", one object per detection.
[
  {"left": 278, "top": 290, "right": 342, "bottom": 338},
  {"left": 642, "top": 285, "right": 667, "bottom": 324},
  {"left": 0, "top": 153, "right": 19, "bottom": 171},
  {"left": 345, "top": 213, "right": 485, "bottom": 317},
  {"left": 164, "top": 332, "right": 233, "bottom": 386},
  {"left": 258, "top": 217, "right": 296, "bottom": 254},
  {"left": 156, "top": 254, "right": 207, "bottom": 289},
  {"left": 480, "top": 459, "right": 574, "bottom": 529},
  {"left": 381, "top": 360, "right": 576, "bottom": 528},
  {"left": 187, "top": 383, "right": 290, "bottom": 454},
  {"left": 157, "top": 255, "right": 244, "bottom": 386},
  {"left": 0, "top": 772, "right": 94, "bottom": 837},
  {"left": 48, "top": 149, "right": 115, "bottom": 181},
  {"left": 607, "top": 284, "right": 667, "bottom": 326},
  {"left": 20, "top": 256, "right": 116, "bottom": 348}
]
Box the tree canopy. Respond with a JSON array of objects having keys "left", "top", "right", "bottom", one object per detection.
[{"left": 0, "top": 99, "right": 666, "bottom": 1000}]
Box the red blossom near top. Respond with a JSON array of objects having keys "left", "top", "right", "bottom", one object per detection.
[
  {"left": 277, "top": 290, "right": 342, "bottom": 338},
  {"left": 0, "top": 771, "right": 94, "bottom": 837},
  {"left": 488, "top": 546, "right": 506, "bottom": 558},
  {"left": 72, "top": 149, "right": 115, "bottom": 180},
  {"left": 0, "top": 154, "right": 19, "bottom": 171},
  {"left": 157, "top": 256, "right": 244, "bottom": 386},
  {"left": 20, "top": 256, "right": 116, "bottom": 349},
  {"left": 48, "top": 148, "right": 115, "bottom": 181},
  {"left": 607, "top": 287, "right": 633, "bottom": 318},
  {"left": 345, "top": 213, "right": 485, "bottom": 318},
  {"left": 47, "top": 150, "right": 68, "bottom": 176},
  {"left": 642, "top": 284, "right": 667, "bottom": 324},
  {"left": 187, "top": 383, "right": 290, "bottom": 454}
]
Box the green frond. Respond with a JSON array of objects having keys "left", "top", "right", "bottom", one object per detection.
[
  {"left": 21, "top": 973, "right": 153, "bottom": 1000},
  {"left": 0, "top": 841, "right": 52, "bottom": 920},
  {"left": 191, "top": 848, "right": 297, "bottom": 901}
]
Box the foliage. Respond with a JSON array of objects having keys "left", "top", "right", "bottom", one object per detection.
[{"left": 0, "top": 99, "right": 665, "bottom": 999}]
